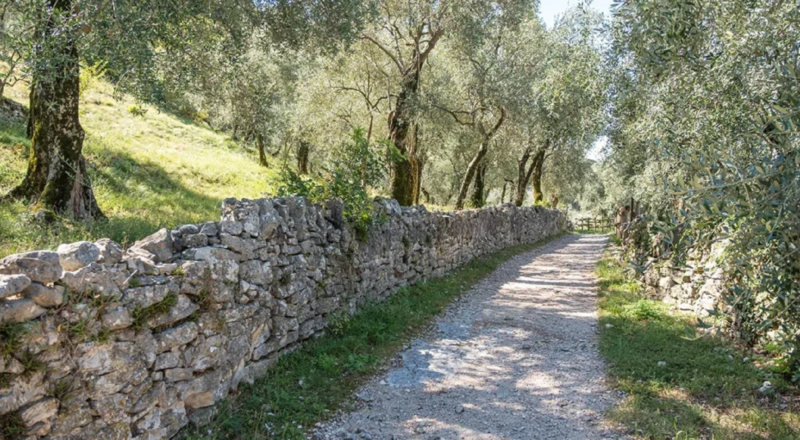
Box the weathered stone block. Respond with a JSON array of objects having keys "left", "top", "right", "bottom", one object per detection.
[
  {"left": 0, "top": 298, "right": 46, "bottom": 323},
  {"left": 131, "top": 228, "right": 174, "bottom": 263},
  {"left": 0, "top": 273, "right": 31, "bottom": 299},
  {"left": 0, "top": 251, "right": 62, "bottom": 284},
  {"left": 155, "top": 322, "right": 199, "bottom": 353},
  {"left": 57, "top": 241, "right": 101, "bottom": 271}
]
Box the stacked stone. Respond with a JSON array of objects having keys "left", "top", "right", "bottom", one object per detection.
[
  {"left": 641, "top": 241, "right": 729, "bottom": 318},
  {"left": 0, "top": 197, "right": 565, "bottom": 439}
]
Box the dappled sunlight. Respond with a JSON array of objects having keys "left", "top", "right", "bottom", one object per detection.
[{"left": 318, "top": 235, "right": 620, "bottom": 439}]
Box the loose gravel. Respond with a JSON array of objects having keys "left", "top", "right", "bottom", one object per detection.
[{"left": 313, "top": 234, "right": 628, "bottom": 440}]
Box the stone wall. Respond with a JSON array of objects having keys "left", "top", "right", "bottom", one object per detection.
[
  {"left": 0, "top": 197, "right": 566, "bottom": 439},
  {"left": 640, "top": 241, "right": 729, "bottom": 318}
]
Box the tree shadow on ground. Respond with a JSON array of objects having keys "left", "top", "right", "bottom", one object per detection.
[
  {"left": 0, "top": 146, "right": 224, "bottom": 255},
  {"left": 597, "top": 258, "right": 800, "bottom": 439}
]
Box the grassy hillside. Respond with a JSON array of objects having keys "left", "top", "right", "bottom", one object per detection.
[{"left": 0, "top": 80, "right": 274, "bottom": 257}]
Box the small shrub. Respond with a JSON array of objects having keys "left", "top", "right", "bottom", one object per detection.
[
  {"left": 94, "top": 328, "right": 112, "bottom": 344},
  {"left": 131, "top": 293, "right": 178, "bottom": 330},
  {"left": 0, "top": 373, "right": 14, "bottom": 389},
  {"left": 50, "top": 379, "right": 75, "bottom": 404},
  {"left": 622, "top": 299, "right": 664, "bottom": 322},
  {"left": 0, "top": 322, "right": 27, "bottom": 357},
  {"left": 128, "top": 104, "right": 147, "bottom": 117},
  {"left": 18, "top": 350, "right": 46, "bottom": 376},
  {"left": 64, "top": 318, "right": 92, "bottom": 341},
  {"left": 79, "top": 60, "right": 107, "bottom": 99},
  {"left": 274, "top": 128, "right": 392, "bottom": 238},
  {"left": 0, "top": 412, "right": 25, "bottom": 439}
]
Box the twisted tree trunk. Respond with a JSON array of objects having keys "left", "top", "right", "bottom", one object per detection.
[
  {"left": 296, "top": 140, "right": 310, "bottom": 174},
  {"left": 530, "top": 150, "right": 545, "bottom": 204},
  {"left": 257, "top": 134, "right": 268, "bottom": 167},
  {"left": 514, "top": 145, "right": 547, "bottom": 206},
  {"left": 470, "top": 161, "right": 488, "bottom": 208},
  {"left": 386, "top": 30, "right": 443, "bottom": 206},
  {"left": 455, "top": 144, "right": 488, "bottom": 210},
  {"left": 8, "top": 0, "right": 103, "bottom": 219},
  {"left": 388, "top": 74, "right": 419, "bottom": 207}
]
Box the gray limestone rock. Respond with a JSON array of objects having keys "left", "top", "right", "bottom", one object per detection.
[
  {"left": 24, "top": 282, "right": 65, "bottom": 307},
  {"left": 0, "top": 251, "right": 62, "bottom": 284},
  {"left": 154, "top": 321, "right": 200, "bottom": 353},
  {"left": 57, "top": 241, "right": 101, "bottom": 271},
  {"left": 0, "top": 273, "right": 31, "bottom": 299},
  {"left": 0, "top": 298, "right": 46, "bottom": 323},
  {"left": 96, "top": 238, "right": 124, "bottom": 265},
  {"left": 130, "top": 228, "right": 174, "bottom": 263}
]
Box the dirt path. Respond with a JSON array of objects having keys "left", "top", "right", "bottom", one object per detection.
[{"left": 313, "top": 234, "right": 623, "bottom": 440}]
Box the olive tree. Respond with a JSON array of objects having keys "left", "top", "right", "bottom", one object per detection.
[
  {"left": 360, "top": 0, "right": 536, "bottom": 206},
  {"left": 3, "top": 0, "right": 366, "bottom": 219}
]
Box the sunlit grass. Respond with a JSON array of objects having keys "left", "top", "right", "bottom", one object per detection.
[
  {"left": 596, "top": 251, "right": 800, "bottom": 439},
  {"left": 0, "top": 81, "right": 273, "bottom": 256}
]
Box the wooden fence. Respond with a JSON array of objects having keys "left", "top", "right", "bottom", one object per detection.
[{"left": 574, "top": 217, "right": 613, "bottom": 232}]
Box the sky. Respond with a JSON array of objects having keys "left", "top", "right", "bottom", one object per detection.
[
  {"left": 539, "top": 0, "right": 614, "bottom": 161},
  {"left": 539, "top": 0, "right": 615, "bottom": 28}
]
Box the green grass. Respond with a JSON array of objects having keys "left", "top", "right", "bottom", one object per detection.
[
  {"left": 179, "top": 234, "right": 563, "bottom": 440},
  {"left": 0, "top": 80, "right": 273, "bottom": 257},
  {"left": 596, "top": 252, "right": 800, "bottom": 439}
]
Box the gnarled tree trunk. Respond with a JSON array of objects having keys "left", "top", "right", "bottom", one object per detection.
[
  {"left": 410, "top": 124, "right": 424, "bottom": 205},
  {"left": 257, "top": 134, "right": 268, "bottom": 167},
  {"left": 454, "top": 144, "right": 488, "bottom": 210},
  {"left": 513, "top": 145, "right": 546, "bottom": 206},
  {"left": 530, "top": 150, "right": 545, "bottom": 204},
  {"left": 296, "top": 140, "right": 310, "bottom": 174},
  {"left": 469, "top": 161, "right": 488, "bottom": 208},
  {"left": 388, "top": 73, "right": 419, "bottom": 206},
  {"left": 454, "top": 109, "right": 505, "bottom": 210},
  {"left": 8, "top": 0, "right": 103, "bottom": 220},
  {"left": 386, "top": 30, "right": 443, "bottom": 206}
]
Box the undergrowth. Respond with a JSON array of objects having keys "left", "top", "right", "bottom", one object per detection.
[
  {"left": 597, "top": 251, "right": 800, "bottom": 439},
  {"left": 179, "top": 233, "right": 563, "bottom": 440}
]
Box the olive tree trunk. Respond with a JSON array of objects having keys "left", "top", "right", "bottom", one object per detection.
[
  {"left": 257, "top": 134, "right": 268, "bottom": 167},
  {"left": 387, "top": 31, "right": 443, "bottom": 206},
  {"left": 296, "top": 140, "right": 310, "bottom": 174},
  {"left": 388, "top": 73, "right": 420, "bottom": 207},
  {"left": 469, "top": 161, "right": 488, "bottom": 208},
  {"left": 8, "top": 0, "right": 103, "bottom": 219},
  {"left": 454, "top": 144, "right": 488, "bottom": 210},
  {"left": 513, "top": 146, "right": 546, "bottom": 206},
  {"left": 530, "top": 151, "right": 545, "bottom": 204}
]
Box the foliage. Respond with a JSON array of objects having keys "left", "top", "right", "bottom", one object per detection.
[
  {"left": 596, "top": 254, "right": 799, "bottom": 440},
  {"left": 180, "top": 234, "right": 563, "bottom": 440},
  {"left": 607, "top": 0, "right": 800, "bottom": 380},
  {"left": 275, "top": 129, "right": 389, "bottom": 236}
]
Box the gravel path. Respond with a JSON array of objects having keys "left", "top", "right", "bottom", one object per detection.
[{"left": 314, "top": 234, "right": 622, "bottom": 440}]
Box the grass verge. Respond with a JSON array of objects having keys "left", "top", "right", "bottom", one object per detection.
[
  {"left": 0, "top": 80, "right": 271, "bottom": 257},
  {"left": 179, "top": 233, "right": 564, "bottom": 440},
  {"left": 596, "top": 251, "right": 800, "bottom": 439}
]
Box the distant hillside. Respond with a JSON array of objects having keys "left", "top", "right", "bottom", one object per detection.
[{"left": 0, "top": 81, "right": 274, "bottom": 257}]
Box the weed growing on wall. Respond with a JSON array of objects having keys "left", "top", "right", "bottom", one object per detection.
[{"left": 275, "top": 128, "right": 391, "bottom": 237}]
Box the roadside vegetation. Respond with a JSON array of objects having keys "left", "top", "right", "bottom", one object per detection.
[
  {"left": 596, "top": 250, "right": 800, "bottom": 440},
  {"left": 180, "top": 235, "right": 562, "bottom": 440},
  {"left": 0, "top": 80, "right": 270, "bottom": 256}
]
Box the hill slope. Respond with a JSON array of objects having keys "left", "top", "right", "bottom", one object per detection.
[{"left": 0, "top": 81, "right": 274, "bottom": 257}]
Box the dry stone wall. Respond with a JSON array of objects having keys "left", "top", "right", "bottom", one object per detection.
[
  {"left": 0, "top": 197, "right": 566, "bottom": 439},
  {"left": 640, "top": 241, "right": 729, "bottom": 318}
]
